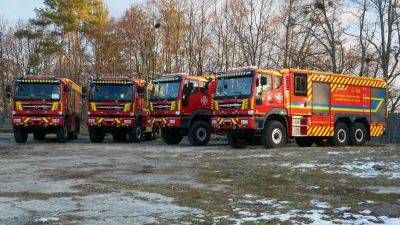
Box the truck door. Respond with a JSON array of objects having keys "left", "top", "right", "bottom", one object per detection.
[
  {"left": 255, "top": 73, "right": 272, "bottom": 112},
  {"left": 182, "top": 80, "right": 203, "bottom": 113}
]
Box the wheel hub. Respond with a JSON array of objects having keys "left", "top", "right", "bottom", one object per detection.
[
  {"left": 272, "top": 128, "right": 282, "bottom": 144},
  {"left": 338, "top": 129, "right": 346, "bottom": 143},
  {"left": 196, "top": 127, "right": 207, "bottom": 141},
  {"left": 355, "top": 128, "right": 363, "bottom": 142}
]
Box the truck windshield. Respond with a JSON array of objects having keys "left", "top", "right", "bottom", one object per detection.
[
  {"left": 15, "top": 83, "right": 61, "bottom": 100},
  {"left": 215, "top": 75, "right": 253, "bottom": 99},
  {"left": 151, "top": 81, "right": 180, "bottom": 101},
  {"left": 90, "top": 84, "right": 133, "bottom": 101}
]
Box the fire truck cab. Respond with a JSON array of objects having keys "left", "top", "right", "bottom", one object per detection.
[
  {"left": 211, "top": 67, "right": 387, "bottom": 148},
  {"left": 85, "top": 78, "right": 154, "bottom": 143},
  {"left": 149, "top": 74, "right": 213, "bottom": 146},
  {"left": 8, "top": 77, "right": 82, "bottom": 143}
]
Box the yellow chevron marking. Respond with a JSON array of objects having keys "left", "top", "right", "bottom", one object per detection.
[
  {"left": 231, "top": 118, "right": 238, "bottom": 125},
  {"left": 90, "top": 103, "right": 97, "bottom": 111},
  {"left": 98, "top": 118, "right": 104, "bottom": 123},
  {"left": 42, "top": 118, "right": 49, "bottom": 123},
  {"left": 15, "top": 102, "right": 23, "bottom": 110}
]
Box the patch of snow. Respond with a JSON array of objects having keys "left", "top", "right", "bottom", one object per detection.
[
  {"left": 310, "top": 199, "right": 331, "bottom": 209},
  {"left": 324, "top": 162, "right": 400, "bottom": 179},
  {"left": 34, "top": 217, "right": 59, "bottom": 223},
  {"left": 360, "top": 210, "right": 372, "bottom": 214},
  {"left": 307, "top": 185, "right": 320, "bottom": 190},
  {"left": 239, "top": 154, "right": 273, "bottom": 159}
]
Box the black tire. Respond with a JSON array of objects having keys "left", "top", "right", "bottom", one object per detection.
[
  {"left": 329, "top": 122, "right": 349, "bottom": 147},
  {"left": 295, "top": 137, "right": 314, "bottom": 147},
  {"left": 188, "top": 121, "right": 211, "bottom": 146},
  {"left": 314, "top": 138, "right": 330, "bottom": 147},
  {"left": 56, "top": 125, "right": 68, "bottom": 143},
  {"left": 227, "top": 132, "right": 248, "bottom": 149},
  {"left": 161, "top": 128, "right": 183, "bottom": 145},
  {"left": 33, "top": 131, "right": 46, "bottom": 140},
  {"left": 349, "top": 122, "right": 367, "bottom": 146},
  {"left": 261, "top": 121, "right": 287, "bottom": 149},
  {"left": 128, "top": 124, "right": 143, "bottom": 143},
  {"left": 89, "top": 127, "right": 105, "bottom": 143},
  {"left": 113, "top": 132, "right": 127, "bottom": 142},
  {"left": 68, "top": 119, "right": 80, "bottom": 140},
  {"left": 14, "top": 127, "right": 28, "bottom": 143}
]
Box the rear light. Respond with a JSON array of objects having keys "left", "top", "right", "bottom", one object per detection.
[
  {"left": 175, "top": 111, "right": 180, "bottom": 116},
  {"left": 248, "top": 110, "right": 254, "bottom": 115}
]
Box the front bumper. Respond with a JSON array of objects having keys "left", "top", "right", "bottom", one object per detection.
[
  {"left": 211, "top": 116, "right": 257, "bottom": 130},
  {"left": 87, "top": 116, "right": 137, "bottom": 128},
  {"left": 149, "top": 116, "right": 183, "bottom": 128},
  {"left": 12, "top": 116, "right": 64, "bottom": 127}
]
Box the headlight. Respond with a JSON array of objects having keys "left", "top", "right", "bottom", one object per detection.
[
  {"left": 124, "top": 120, "right": 132, "bottom": 124},
  {"left": 12, "top": 111, "right": 16, "bottom": 115},
  {"left": 241, "top": 119, "right": 248, "bottom": 125},
  {"left": 88, "top": 118, "right": 95, "bottom": 123},
  {"left": 52, "top": 118, "right": 60, "bottom": 123},
  {"left": 130, "top": 112, "right": 135, "bottom": 116},
  {"left": 169, "top": 119, "right": 176, "bottom": 124},
  {"left": 248, "top": 110, "right": 254, "bottom": 115},
  {"left": 175, "top": 111, "right": 180, "bottom": 116},
  {"left": 13, "top": 118, "right": 21, "bottom": 123},
  {"left": 57, "top": 111, "right": 63, "bottom": 115},
  {"left": 88, "top": 111, "right": 91, "bottom": 116}
]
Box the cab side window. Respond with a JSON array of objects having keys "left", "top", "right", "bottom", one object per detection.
[
  {"left": 190, "top": 81, "right": 199, "bottom": 94},
  {"left": 274, "top": 75, "right": 282, "bottom": 89},
  {"left": 256, "top": 75, "right": 272, "bottom": 94},
  {"left": 294, "top": 74, "right": 307, "bottom": 96}
]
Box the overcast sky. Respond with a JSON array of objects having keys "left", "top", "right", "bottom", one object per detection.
[{"left": 0, "top": 0, "right": 138, "bottom": 23}]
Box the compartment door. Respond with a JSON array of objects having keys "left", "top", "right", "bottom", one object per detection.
[{"left": 312, "top": 82, "right": 330, "bottom": 115}]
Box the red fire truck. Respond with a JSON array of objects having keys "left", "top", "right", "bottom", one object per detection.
[
  {"left": 211, "top": 68, "right": 387, "bottom": 148},
  {"left": 85, "top": 77, "right": 155, "bottom": 143},
  {"left": 7, "top": 77, "right": 83, "bottom": 143},
  {"left": 149, "top": 74, "right": 214, "bottom": 146}
]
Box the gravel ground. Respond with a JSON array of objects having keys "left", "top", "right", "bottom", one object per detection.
[{"left": 0, "top": 133, "right": 399, "bottom": 225}]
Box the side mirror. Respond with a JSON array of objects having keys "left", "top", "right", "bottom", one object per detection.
[
  {"left": 261, "top": 77, "right": 268, "bottom": 86},
  {"left": 82, "top": 87, "right": 87, "bottom": 99},
  {"left": 5, "top": 85, "right": 11, "bottom": 98}
]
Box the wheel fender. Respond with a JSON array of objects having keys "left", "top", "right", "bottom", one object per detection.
[{"left": 257, "top": 108, "right": 288, "bottom": 130}]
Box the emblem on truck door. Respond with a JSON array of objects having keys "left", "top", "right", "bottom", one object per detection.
[
  {"left": 275, "top": 93, "right": 283, "bottom": 103},
  {"left": 201, "top": 96, "right": 208, "bottom": 106}
]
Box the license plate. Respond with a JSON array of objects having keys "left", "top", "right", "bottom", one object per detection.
[
  {"left": 32, "top": 117, "right": 42, "bottom": 121},
  {"left": 224, "top": 119, "right": 231, "bottom": 122},
  {"left": 155, "top": 118, "right": 163, "bottom": 122},
  {"left": 104, "top": 118, "right": 114, "bottom": 122}
]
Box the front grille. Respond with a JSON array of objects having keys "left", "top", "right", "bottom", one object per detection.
[
  {"left": 219, "top": 103, "right": 242, "bottom": 109},
  {"left": 96, "top": 106, "right": 124, "bottom": 111},
  {"left": 153, "top": 105, "right": 170, "bottom": 110},
  {"left": 22, "top": 105, "right": 52, "bottom": 110}
]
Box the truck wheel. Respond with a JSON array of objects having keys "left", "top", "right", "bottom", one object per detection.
[
  {"left": 188, "top": 121, "right": 211, "bottom": 146},
  {"left": 113, "top": 132, "right": 127, "bottom": 142},
  {"left": 128, "top": 124, "right": 143, "bottom": 143},
  {"left": 314, "top": 138, "right": 330, "bottom": 147},
  {"left": 329, "top": 122, "right": 349, "bottom": 147},
  {"left": 33, "top": 131, "right": 46, "bottom": 140},
  {"left": 14, "top": 127, "right": 28, "bottom": 143},
  {"left": 295, "top": 137, "right": 314, "bottom": 147},
  {"left": 261, "top": 121, "right": 287, "bottom": 149},
  {"left": 161, "top": 128, "right": 183, "bottom": 145},
  {"left": 89, "top": 127, "right": 105, "bottom": 143},
  {"left": 68, "top": 120, "right": 80, "bottom": 140},
  {"left": 227, "top": 132, "right": 248, "bottom": 149},
  {"left": 56, "top": 125, "right": 68, "bottom": 143},
  {"left": 349, "top": 122, "right": 367, "bottom": 146}
]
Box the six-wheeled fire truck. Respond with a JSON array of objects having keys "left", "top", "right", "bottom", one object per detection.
[
  {"left": 211, "top": 67, "right": 387, "bottom": 148},
  {"left": 149, "top": 74, "right": 214, "bottom": 146},
  {"left": 85, "top": 77, "right": 154, "bottom": 143},
  {"left": 8, "top": 77, "right": 83, "bottom": 143}
]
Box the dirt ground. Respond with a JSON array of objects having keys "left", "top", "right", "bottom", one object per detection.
[{"left": 0, "top": 133, "right": 399, "bottom": 225}]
